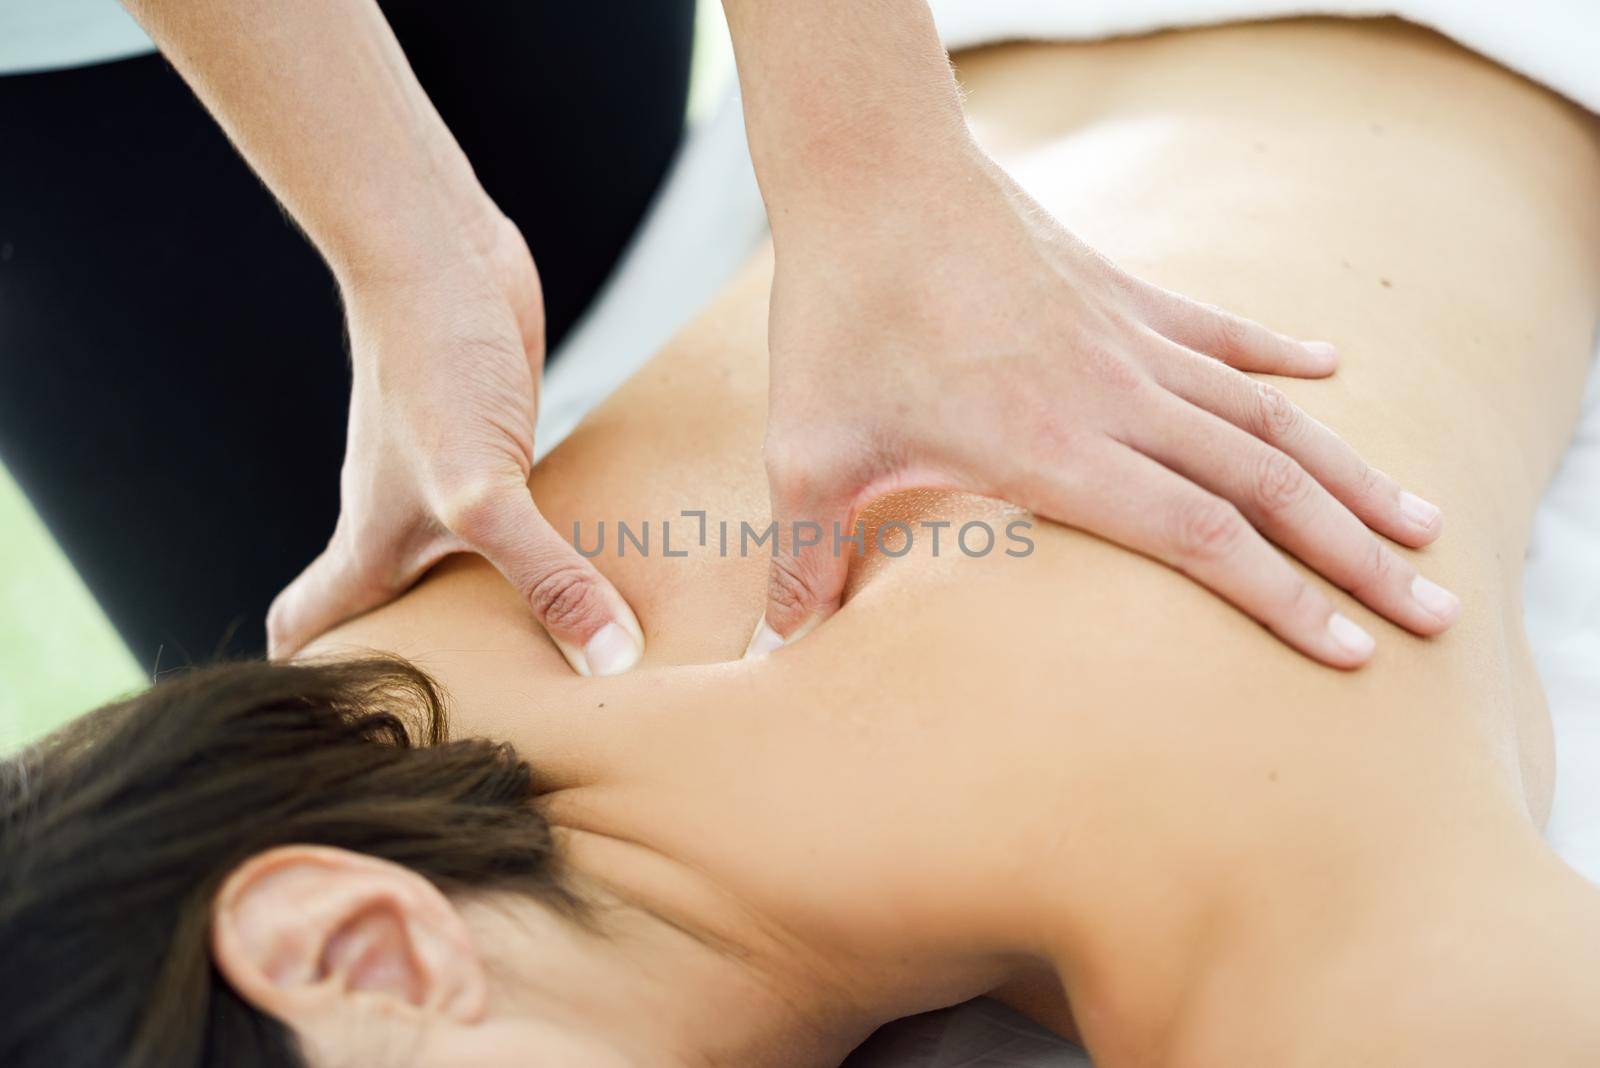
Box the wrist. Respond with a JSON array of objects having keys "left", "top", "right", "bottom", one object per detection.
[
  {"left": 311, "top": 106, "right": 506, "bottom": 295},
  {"left": 332, "top": 188, "right": 511, "bottom": 302},
  {"left": 339, "top": 207, "right": 538, "bottom": 377},
  {"left": 328, "top": 199, "right": 506, "bottom": 297},
  {"left": 764, "top": 133, "right": 1007, "bottom": 253},
  {"left": 726, "top": 0, "right": 975, "bottom": 234},
  {"left": 753, "top": 100, "right": 977, "bottom": 226}
]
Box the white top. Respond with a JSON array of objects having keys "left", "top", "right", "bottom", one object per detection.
[{"left": 0, "top": 0, "right": 154, "bottom": 76}]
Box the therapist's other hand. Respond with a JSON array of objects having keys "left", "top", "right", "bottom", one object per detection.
[
  {"left": 266, "top": 217, "right": 644, "bottom": 675},
  {"left": 748, "top": 151, "right": 1455, "bottom": 669}
]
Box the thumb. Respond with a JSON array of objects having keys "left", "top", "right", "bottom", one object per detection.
[
  {"left": 447, "top": 483, "right": 645, "bottom": 677},
  {"left": 266, "top": 531, "right": 398, "bottom": 661},
  {"left": 746, "top": 464, "right": 857, "bottom": 658}
]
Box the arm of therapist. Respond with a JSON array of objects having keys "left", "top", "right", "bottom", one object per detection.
[
  {"left": 120, "top": 0, "right": 646, "bottom": 676},
  {"left": 723, "top": 0, "right": 1459, "bottom": 669}
]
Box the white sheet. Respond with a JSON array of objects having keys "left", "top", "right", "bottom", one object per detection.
[
  {"left": 927, "top": 0, "right": 1600, "bottom": 115},
  {"left": 539, "top": 17, "right": 1600, "bottom": 1066}
]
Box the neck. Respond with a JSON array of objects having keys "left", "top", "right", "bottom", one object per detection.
[
  {"left": 460, "top": 890, "right": 848, "bottom": 1067},
  {"left": 509, "top": 824, "right": 1033, "bottom": 1066},
  {"left": 489, "top": 828, "right": 872, "bottom": 1067}
]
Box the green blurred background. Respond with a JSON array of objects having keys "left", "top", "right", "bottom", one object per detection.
[{"left": 0, "top": 3, "right": 734, "bottom": 752}]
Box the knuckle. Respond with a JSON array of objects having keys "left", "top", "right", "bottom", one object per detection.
[
  {"left": 355, "top": 565, "right": 401, "bottom": 604},
  {"left": 984, "top": 376, "right": 1085, "bottom": 468},
  {"left": 527, "top": 566, "right": 607, "bottom": 635},
  {"left": 761, "top": 433, "right": 800, "bottom": 476},
  {"left": 264, "top": 600, "right": 293, "bottom": 654},
  {"left": 763, "top": 435, "right": 817, "bottom": 494},
  {"left": 1216, "top": 314, "right": 1249, "bottom": 353},
  {"left": 1030, "top": 423, "right": 1082, "bottom": 469},
  {"left": 1204, "top": 309, "right": 1251, "bottom": 355},
  {"left": 1354, "top": 537, "right": 1402, "bottom": 596},
  {"left": 1020, "top": 399, "right": 1086, "bottom": 467},
  {"left": 1080, "top": 339, "right": 1146, "bottom": 397},
  {"left": 1250, "top": 450, "right": 1311, "bottom": 516},
  {"left": 1356, "top": 462, "right": 1391, "bottom": 505},
  {"left": 1251, "top": 382, "right": 1300, "bottom": 444},
  {"left": 1285, "top": 575, "right": 1325, "bottom": 622},
  {"left": 765, "top": 432, "right": 869, "bottom": 515},
  {"left": 437, "top": 481, "right": 504, "bottom": 545},
  {"left": 1171, "top": 496, "right": 1245, "bottom": 563},
  {"left": 765, "top": 556, "right": 818, "bottom": 625},
  {"left": 333, "top": 537, "right": 397, "bottom": 595}
]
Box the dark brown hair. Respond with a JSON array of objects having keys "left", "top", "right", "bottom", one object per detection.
[{"left": 0, "top": 656, "right": 570, "bottom": 1068}]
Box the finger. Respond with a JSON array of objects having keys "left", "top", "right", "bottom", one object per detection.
[
  {"left": 1130, "top": 395, "right": 1460, "bottom": 637},
  {"left": 266, "top": 531, "right": 399, "bottom": 661},
  {"left": 747, "top": 452, "right": 858, "bottom": 658},
  {"left": 1139, "top": 286, "right": 1338, "bottom": 378},
  {"left": 1147, "top": 337, "right": 1443, "bottom": 548},
  {"left": 1023, "top": 442, "right": 1378, "bottom": 668},
  {"left": 444, "top": 483, "right": 645, "bottom": 677}
]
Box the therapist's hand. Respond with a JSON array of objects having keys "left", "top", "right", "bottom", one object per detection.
[
  {"left": 747, "top": 150, "right": 1457, "bottom": 669},
  {"left": 723, "top": 0, "right": 1455, "bottom": 667},
  {"left": 266, "top": 216, "right": 644, "bottom": 675},
  {"left": 118, "top": 0, "right": 642, "bottom": 673}
]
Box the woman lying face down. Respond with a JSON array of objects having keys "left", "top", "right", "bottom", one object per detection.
[
  {"left": 8, "top": 17, "right": 1600, "bottom": 1068},
  {"left": 4, "top": 639, "right": 1600, "bottom": 1068},
  {"left": 2, "top": 659, "right": 809, "bottom": 1068},
  {"left": 10, "top": 659, "right": 1106, "bottom": 1068},
  {"left": 13, "top": 662, "right": 802, "bottom": 1068}
]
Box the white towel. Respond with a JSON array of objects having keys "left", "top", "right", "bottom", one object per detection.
[{"left": 929, "top": 0, "right": 1600, "bottom": 113}]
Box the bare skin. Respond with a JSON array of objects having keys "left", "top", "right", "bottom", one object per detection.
[
  {"left": 131, "top": 0, "right": 1411, "bottom": 674},
  {"left": 300, "top": 19, "right": 1600, "bottom": 1066}
]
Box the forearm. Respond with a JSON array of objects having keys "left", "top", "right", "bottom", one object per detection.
[
  {"left": 122, "top": 0, "right": 494, "bottom": 289},
  {"left": 721, "top": 0, "right": 975, "bottom": 234}
]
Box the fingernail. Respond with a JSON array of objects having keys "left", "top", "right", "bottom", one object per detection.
[
  {"left": 1411, "top": 574, "right": 1460, "bottom": 623},
  {"left": 743, "top": 618, "right": 786, "bottom": 659},
  {"left": 554, "top": 595, "right": 645, "bottom": 677},
  {"left": 583, "top": 622, "right": 642, "bottom": 677},
  {"left": 1302, "top": 340, "right": 1338, "bottom": 364},
  {"left": 1327, "top": 612, "right": 1375, "bottom": 660},
  {"left": 1399, "top": 490, "right": 1442, "bottom": 532}
]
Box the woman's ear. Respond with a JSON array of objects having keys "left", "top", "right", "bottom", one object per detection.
[{"left": 210, "top": 845, "right": 488, "bottom": 1050}]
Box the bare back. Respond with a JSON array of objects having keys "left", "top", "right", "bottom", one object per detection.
[{"left": 306, "top": 17, "right": 1600, "bottom": 1054}]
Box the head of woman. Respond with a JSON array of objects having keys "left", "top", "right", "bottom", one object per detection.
[{"left": 0, "top": 658, "right": 673, "bottom": 1068}]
